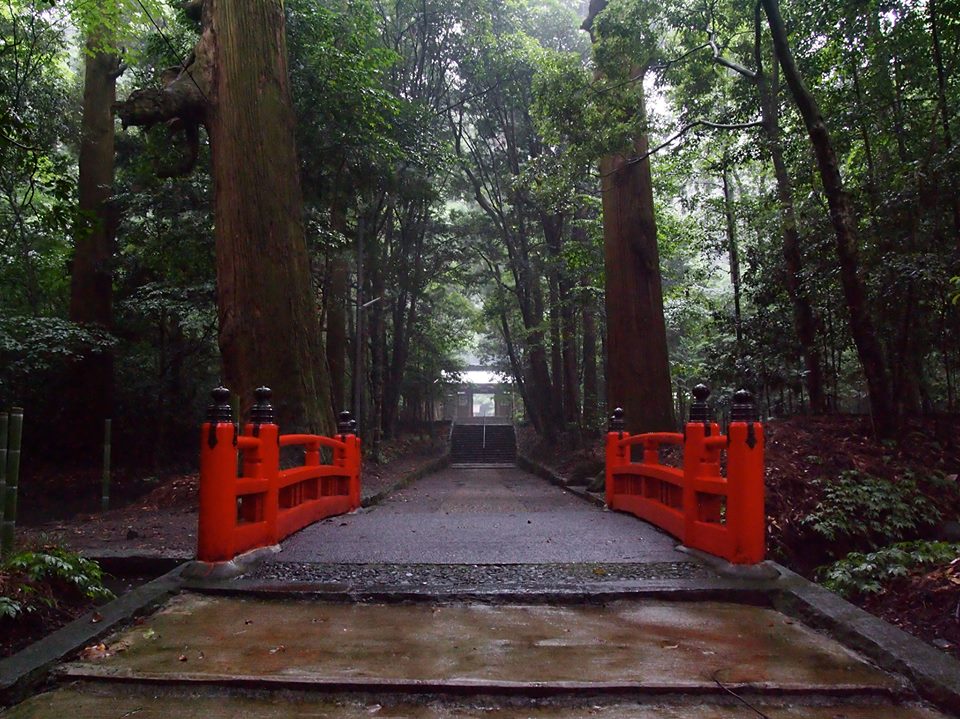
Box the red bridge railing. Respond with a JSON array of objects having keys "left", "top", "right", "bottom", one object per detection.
[
  {"left": 198, "top": 386, "right": 361, "bottom": 563},
  {"left": 605, "top": 385, "right": 764, "bottom": 565}
]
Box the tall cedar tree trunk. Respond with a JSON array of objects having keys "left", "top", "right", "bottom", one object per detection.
[
  {"left": 69, "top": 32, "right": 120, "bottom": 448},
  {"left": 585, "top": 1, "right": 674, "bottom": 433},
  {"left": 115, "top": 0, "right": 334, "bottom": 433},
  {"left": 752, "top": 10, "right": 826, "bottom": 412},
  {"left": 762, "top": 0, "right": 894, "bottom": 436}
]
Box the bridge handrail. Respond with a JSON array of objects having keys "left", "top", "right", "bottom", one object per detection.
[
  {"left": 615, "top": 432, "right": 683, "bottom": 449},
  {"left": 280, "top": 433, "right": 347, "bottom": 451},
  {"left": 197, "top": 387, "right": 361, "bottom": 563},
  {"left": 605, "top": 386, "right": 764, "bottom": 565}
]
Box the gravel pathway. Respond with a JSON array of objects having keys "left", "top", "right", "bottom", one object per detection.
[{"left": 267, "top": 466, "right": 698, "bottom": 566}]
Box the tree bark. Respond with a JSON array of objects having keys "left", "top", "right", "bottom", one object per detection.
[
  {"left": 581, "top": 279, "right": 598, "bottom": 432},
  {"left": 762, "top": 0, "right": 893, "bottom": 436},
  {"left": 753, "top": 10, "right": 826, "bottom": 413},
  {"left": 326, "top": 206, "right": 349, "bottom": 414},
  {"left": 721, "top": 158, "right": 743, "bottom": 350},
  {"left": 585, "top": 1, "right": 674, "bottom": 433},
  {"left": 69, "top": 31, "right": 120, "bottom": 447},
  {"left": 115, "top": 0, "right": 334, "bottom": 433}
]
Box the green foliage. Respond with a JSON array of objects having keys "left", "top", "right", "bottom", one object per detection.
[
  {"left": 1, "top": 547, "right": 114, "bottom": 620},
  {"left": 803, "top": 471, "right": 941, "bottom": 554},
  {"left": 818, "top": 541, "right": 960, "bottom": 599}
]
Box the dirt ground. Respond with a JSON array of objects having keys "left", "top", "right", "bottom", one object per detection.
[{"left": 518, "top": 415, "right": 960, "bottom": 660}]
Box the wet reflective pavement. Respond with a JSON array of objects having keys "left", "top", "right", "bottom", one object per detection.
[
  {"left": 2, "top": 465, "right": 956, "bottom": 718},
  {"left": 272, "top": 466, "right": 691, "bottom": 565}
]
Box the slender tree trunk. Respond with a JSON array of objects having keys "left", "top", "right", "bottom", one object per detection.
[
  {"left": 762, "top": 0, "right": 893, "bottom": 436},
  {"left": 70, "top": 31, "right": 120, "bottom": 446},
  {"left": 721, "top": 158, "right": 743, "bottom": 350},
  {"left": 326, "top": 206, "right": 349, "bottom": 414},
  {"left": 753, "top": 16, "right": 826, "bottom": 413},
  {"left": 581, "top": 279, "right": 598, "bottom": 432},
  {"left": 560, "top": 273, "right": 579, "bottom": 425},
  {"left": 928, "top": 0, "right": 960, "bottom": 246}
]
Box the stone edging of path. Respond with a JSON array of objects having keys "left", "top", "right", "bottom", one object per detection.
[
  {"left": 515, "top": 453, "right": 605, "bottom": 507},
  {"left": 771, "top": 562, "right": 960, "bottom": 716},
  {"left": 361, "top": 453, "right": 451, "bottom": 508},
  {"left": 0, "top": 564, "right": 185, "bottom": 707},
  {"left": 519, "top": 450, "right": 960, "bottom": 716}
]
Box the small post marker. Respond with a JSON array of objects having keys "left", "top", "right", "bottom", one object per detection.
[
  {"left": 1, "top": 407, "right": 23, "bottom": 557},
  {"left": 101, "top": 419, "right": 112, "bottom": 511},
  {"left": 338, "top": 410, "right": 357, "bottom": 436}
]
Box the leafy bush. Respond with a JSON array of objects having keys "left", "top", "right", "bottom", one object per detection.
[
  {"left": 802, "top": 471, "right": 940, "bottom": 554},
  {"left": 0, "top": 547, "right": 113, "bottom": 620},
  {"left": 819, "top": 541, "right": 960, "bottom": 598}
]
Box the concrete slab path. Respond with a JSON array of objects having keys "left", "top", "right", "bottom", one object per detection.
[{"left": 271, "top": 466, "right": 690, "bottom": 565}]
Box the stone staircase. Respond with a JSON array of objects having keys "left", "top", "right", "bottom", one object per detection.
[{"left": 450, "top": 421, "right": 516, "bottom": 465}]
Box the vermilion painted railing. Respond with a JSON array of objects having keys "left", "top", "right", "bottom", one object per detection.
[
  {"left": 605, "top": 385, "right": 765, "bottom": 565},
  {"left": 197, "top": 386, "right": 360, "bottom": 563}
]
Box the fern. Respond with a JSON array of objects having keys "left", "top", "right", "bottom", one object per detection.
[
  {"left": 802, "top": 471, "right": 940, "bottom": 553},
  {"left": 818, "top": 541, "right": 960, "bottom": 598}
]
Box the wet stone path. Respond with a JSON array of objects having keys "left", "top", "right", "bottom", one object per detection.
[{"left": 253, "top": 466, "right": 703, "bottom": 585}]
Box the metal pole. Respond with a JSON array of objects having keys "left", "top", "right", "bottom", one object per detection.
[
  {"left": 101, "top": 419, "right": 112, "bottom": 511},
  {"left": 1, "top": 407, "right": 23, "bottom": 556}
]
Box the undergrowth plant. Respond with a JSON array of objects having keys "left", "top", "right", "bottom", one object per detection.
[
  {"left": 0, "top": 547, "right": 113, "bottom": 620},
  {"left": 802, "top": 471, "right": 940, "bottom": 555},
  {"left": 818, "top": 541, "right": 960, "bottom": 599}
]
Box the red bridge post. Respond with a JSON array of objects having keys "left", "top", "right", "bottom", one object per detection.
[
  {"left": 726, "top": 390, "right": 765, "bottom": 563},
  {"left": 244, "top": 387, "right": 280, "bottom": 545},
  {"left": 198, "top": 386, "right": 239, "bottom": 562},
  {"left": 337, "top": 410, "right": 361, "bottom": 510},
  {"left": 605, "top": 408, "right": 627, "bottom": 509}
]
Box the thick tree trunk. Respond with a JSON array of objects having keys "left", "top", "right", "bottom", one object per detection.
[
  {"left": 69, "top": 32, "right": 120, "bottom": 446},
  {"left": 598, "top": 89, "right": 675, "bottom": 432},
  {"left": 762, "top": 0, "right": 893, "bottom": 436},
  {"left": 560, "top": 274, "right": 579, "bottom": 425},
  {"left": 114, "top": 1, "right": 334, "bottom": 433},
  {"left": 209, "top": 0, "right": 333, "bottom": 432}
]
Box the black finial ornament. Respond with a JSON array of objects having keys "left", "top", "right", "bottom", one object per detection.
[
  {"left": 730, "top": 389, "right": 757, "bottom": 422},
  {"left": 609, "top": 407, "right": 625, "bottom": 434},
  {"left": 250, "top": 386, "right": 275, "bottom": 424},
  {"left": 249, "top": 386, "right": 274, "bottom": 436},
  {"left": 688, "top": 384, "right": 712, "bottom": 423},
  {"left": 207, "top": 386, "right": 233, "bottom": 423},
  {"left": 206, "top": 386, "right": 233, "bottom": 448},
  {"left": 338, "top": 410, "right": 357, "bottom": 435}
]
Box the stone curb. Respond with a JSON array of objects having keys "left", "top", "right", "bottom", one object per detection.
[
  {"left": 181, "top": 545, "right": 281, "bottom": 581},
  {"left": 0, "top": 564, "right": 185, "bottom": 707},
  {"left": 515, "top": 453, "right": 605, "bottom": 507},
  {"left": 771, "top": 562, "right": 960, "bottom": 716},
  {"left": 518, "top": 450, "right": 960, "bottom": 716},
  {"left": 361, "top": 452, "right": 450, "bottom": 508},
  {"left": 184, "top": 577, "right": 775, "bottom": 604}
]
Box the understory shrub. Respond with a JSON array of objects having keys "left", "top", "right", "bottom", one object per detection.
[
  {"left": 818, "top": 541, "right": 960, "bottom": 599},
  {"left": 802, "top": 471, "right": 941, "bottom": 555},
  {"left": 0, "top": 547, "right": 113, "bottom": 620}
]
